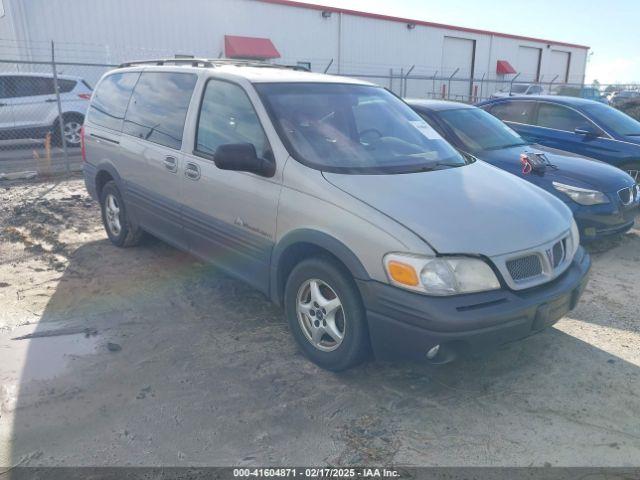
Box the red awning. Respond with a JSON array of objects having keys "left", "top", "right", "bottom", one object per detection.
[
  {"left": 224, "top": 35, "right": 280, "bottom": 59},
  {"left": 496, "top": 60, "right": 517, "bottom": 75}
]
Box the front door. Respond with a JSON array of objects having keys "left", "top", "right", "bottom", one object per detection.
[
  {"left": 0, "top": 76, "right": 15, "bottom": 131},
  {"left": 181, "top": 78, "right": 281, "bottom": 294},
  {"left": 529, "top": 102, "right": 622, "bottom": 161}
]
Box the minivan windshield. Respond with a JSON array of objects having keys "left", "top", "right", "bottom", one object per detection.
[
  {"left": 434, "top": 107, "right": 529, "bottom": 152},
  {"left": 255, "top": 83, "right": 468, "bottom": 173},
  {"left": 581, "top": 102, "right": 640, "bottom": 136}
]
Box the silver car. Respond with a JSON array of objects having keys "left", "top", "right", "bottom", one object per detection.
[{"left": 82, "top": 59, "right": 591, "bottom": 371}]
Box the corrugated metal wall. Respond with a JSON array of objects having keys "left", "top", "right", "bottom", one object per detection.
[{"left": 0, "top": 0, "right": 588, "bottom": 90}]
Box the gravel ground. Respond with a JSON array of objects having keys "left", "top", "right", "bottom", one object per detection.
[{"left": 0, "top": 176, "right": 639, "bottom": 468}]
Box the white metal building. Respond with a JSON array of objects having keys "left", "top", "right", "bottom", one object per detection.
[{"left": 0, "top": 0, "right": 589, "bottom": 98}]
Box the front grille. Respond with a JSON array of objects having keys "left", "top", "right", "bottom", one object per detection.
[
  {"left": 618, "top": 186, "right": 633, "bottom": 205},
  {"left": 506, "top": 255, "right": 543, "bottom": 281},
  {"left": 552, "top": 240, "right": 565, "bottom": 268}
]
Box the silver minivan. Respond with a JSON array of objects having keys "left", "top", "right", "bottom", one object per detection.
[{"left": 82, "top": 59, "right": 591, "bottom": 371}]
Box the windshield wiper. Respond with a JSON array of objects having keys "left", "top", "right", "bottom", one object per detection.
[{"left": 483, "top": 142, "right": 529, "bottom": 151}]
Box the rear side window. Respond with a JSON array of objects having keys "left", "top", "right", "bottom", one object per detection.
[
  {"left": 57, "top": 79, "right": 77, "bottom": 93},
  {"left": 195, "top": 79, "right": 270, "bottom": 158},
  {"left": 488, "top": 101, "right": 535, "bottom": 125},
  {"left": 536, "top": 103, "right": 593, "bottom": 132},
  {"left": 123, "top": 72, "right": 197, "bottom": 150},
  {"left": 89, "top": 72, "right": 139, "bottom": 131}
]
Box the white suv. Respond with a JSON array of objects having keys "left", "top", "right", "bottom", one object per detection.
[
  {"left": 491, "top": 83, "right": 545, "bottom": 98},
  {"left": 0, "top": 73, "right": 92, "bottom": 147}
]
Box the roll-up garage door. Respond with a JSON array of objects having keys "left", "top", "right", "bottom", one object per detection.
[
  {"left": 549, "top": 50, "right": 571, "bottom": 83},
  {"left": 441, "top": 36, "right": 476, "bottom": 99},
  {"left": 517, "top": 46, "right": 541, "bottom": 82}
]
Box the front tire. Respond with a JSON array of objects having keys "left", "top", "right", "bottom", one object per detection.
[
  {"left": 100, "top": 181, "right": 144, "bottom": 247},
  {"left": 284, "top": 256, "right": 370, "bottom": 371}
]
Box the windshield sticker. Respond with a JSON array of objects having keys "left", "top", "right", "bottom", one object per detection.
[{"left": 409, "top": 120, "right": 441, "bottom": 140}]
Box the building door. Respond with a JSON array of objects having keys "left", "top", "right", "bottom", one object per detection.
[
  {"left": 517, "top": 46, "right": 542, "bottom": 82},
  {"left": 549, "top": 50, "right": 571, "bottom": 83},
  {"left": 441, "top": 36, "right": 476, "bottom": 100}
]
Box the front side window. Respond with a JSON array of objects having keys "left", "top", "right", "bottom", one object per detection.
[
  {"left": 582, "top": 103, "right": 640, "bottom": 137},
  {"left": 256, "top": 83, "right": 466, "bottom": 174},
  {"left": 488, "top": 101, "right": 535, "bottom": 125},
  {"left": 88, "top": 72, "right": 140, "bottom": 132},
  {"left": 195, "top": 80, "right": 271, "bottom": 159},
  {"left": 536, "top": 103, "right": 593, "bottom": 132},
  {"left": 123, "top": 72, "right": 197, "bottom": 150},
  {"left": 434, "top": 108, "right": 528, "bottom": 152}
]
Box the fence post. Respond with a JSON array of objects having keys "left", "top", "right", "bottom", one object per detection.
[
  {"left": 447, "top": 68, "right": 459, "bottom": 100},
  {"left": 403, "top": 64, "right": 415, "bottom": 98},
  {"left": 509, "top": 72, "right": 521, "bottom": 95},
  {"left": 431, "top": 71, "right": 438, "bottom": 98},
  {"left": 51, "top": 41, "right": 70, "bottom": 175}
]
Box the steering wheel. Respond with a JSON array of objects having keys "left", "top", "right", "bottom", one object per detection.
[{"left": 359, "top": 128, "right": 383, "bottom": 143}]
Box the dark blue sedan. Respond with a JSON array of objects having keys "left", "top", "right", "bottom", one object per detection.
[
  {"left": 407, "top": 99, "right": 639, "bottom": 242},
  {"left": 476, "top": 96, "right": 640, "bottom": 182}
]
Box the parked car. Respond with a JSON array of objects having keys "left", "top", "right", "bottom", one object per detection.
[
  {"left": 553, "top": 86, "right": 608, "bottom": 104},
  {"left": 82, "top": 59, "right": 590, "bottom": 370},
  {"left": 0, "top": 72, "right": 92, "bottom": 147},
  {"left": 477, "top": 96, "right": 640, "bottom": 181},
  {"left": 610, "top": 90, "right": 640, "bottom": 108},
  {"left": 491, "top": 83, "right": 545, "bottom": 98},
  {"left": 407, "top": 99, "right": 639, "bottom": 242}
]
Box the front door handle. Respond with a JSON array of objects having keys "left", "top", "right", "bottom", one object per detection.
[
  {"left": 184, "top": 161, "right": 201, "bottom": 181},
  {"left": 163, "top": 155, "right": 178, "bottom": 173}
]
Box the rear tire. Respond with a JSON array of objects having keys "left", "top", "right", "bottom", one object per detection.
[
  {"left": 284, "top": 256, "right": 370, "bottom": 371},
  {"left": 52, "top": 114, "right": 84, "bottom": 147},
  {"left": 100, "top": 181, "right": 144, "bottom": 247}
]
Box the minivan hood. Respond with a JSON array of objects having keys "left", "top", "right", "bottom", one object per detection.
[{"left": 323, "top": 161, "right": 572, "bottom": 257}]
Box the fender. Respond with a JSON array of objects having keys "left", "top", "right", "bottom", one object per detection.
[
  {"left": 269, "top": 229, "right": 371, "bottom": 305},
  {"left": 90, "top": 160, "right": 125, "bottom": 197}
]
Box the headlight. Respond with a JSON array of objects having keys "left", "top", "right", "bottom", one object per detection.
[
  {"left": 552, "top": 181, "right": 609, "bottom": 206},
  {"left": 383, "top": 253, "right": 501, "bottom": 296}
]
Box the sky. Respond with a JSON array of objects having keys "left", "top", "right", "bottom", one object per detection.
[{"left": 295, "top": 0, "right": 639, "bottom": 84}]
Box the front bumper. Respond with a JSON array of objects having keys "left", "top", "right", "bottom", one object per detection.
[
  {"left": 357, "top": 247, "right": 591, "bottom": 362},
  {"left": 571, "top": 201, "right": 638, "bottom": 242}
]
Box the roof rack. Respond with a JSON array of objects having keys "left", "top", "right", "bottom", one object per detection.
[
  {"left": 117, "top": 57, "right": 311, "bottom": 71},
  {"left": 118, "top": 58, "right": 214, "bottom": 68}
]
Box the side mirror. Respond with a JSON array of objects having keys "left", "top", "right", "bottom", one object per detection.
[
  {"left": 574, "top": 127, "right": 600, "bottom": 138},
  {"left": 213, "top": 143, "right": 275, "bottom": 177}
]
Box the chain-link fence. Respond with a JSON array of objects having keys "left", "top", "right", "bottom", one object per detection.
[
  {"left": 0, "top": 49, "right": 115, "bottom": 179},
  {"left": 0, "top": 41, "right": 638, "bottom": 179}
]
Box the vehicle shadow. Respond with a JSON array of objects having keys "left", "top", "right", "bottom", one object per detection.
[{"left": 5, "top": 237, "right": 640, "bottom": 468}]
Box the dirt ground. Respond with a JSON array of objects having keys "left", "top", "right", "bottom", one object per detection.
[{"left": 0, "top": 176, "right": 639, "bottom": 468}]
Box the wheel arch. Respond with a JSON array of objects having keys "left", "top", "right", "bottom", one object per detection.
[
  {"left": 269, "top": 229, "right": 370, "bottom": 306},
  {"left": 94, "top": 162, "right": 124, "bottom": 200}
]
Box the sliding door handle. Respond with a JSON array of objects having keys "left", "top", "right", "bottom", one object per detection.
[{"left": 184, "top": 161, "right": 201, "bottom": 181}]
